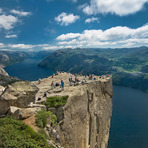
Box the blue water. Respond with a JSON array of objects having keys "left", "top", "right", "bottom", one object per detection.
[
  {"left": 108, "top": 86, "right": 148, "bottom": 148},
  {"left": 4, "top": 57, "right": 148, "bottom": 148},
  {"left": 4, "top": 57, "right": 55, "bottom": 81}
]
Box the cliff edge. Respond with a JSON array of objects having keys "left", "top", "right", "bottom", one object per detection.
[{"left": 33, "top": 73, "right": 113, "bottom": 148}]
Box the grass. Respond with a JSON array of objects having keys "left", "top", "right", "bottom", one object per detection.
[
  {"left": 45, "top": 96, "right": 68, "bottom": 108},
  {"left": 0, "top": 116, "right": 50, "bottom": 148}
]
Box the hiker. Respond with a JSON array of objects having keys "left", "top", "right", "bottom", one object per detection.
[
  {"left": 77, "top": 77, "right": 80, "bottom": 82},
  {"left": 61, "top": 79, "right": 64, "bottom": 91},
  {"left": 89, "top": 74, "right": 91, "bottom": 80},
  {"left": 75, "top": 76, "right": 77, "bottom": 83},
  {"left": 81, "top": 79, "right": 85, "bottom": 84},
  {"left": 55, "top": 82, "right": 60, "bottom": 87},
  {"left": 43, "top": 92, "right": 47, "bottom": 98},
  {"left": 51, "top": 81, "right": 55, "bottom": 89},
  {"left": 38, "top": 78, "right": 41, "bottom": 84}
]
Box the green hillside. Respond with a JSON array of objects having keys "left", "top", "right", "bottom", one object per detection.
[{"left": 38, "top": 47, "right": 148, "bottom": 92}]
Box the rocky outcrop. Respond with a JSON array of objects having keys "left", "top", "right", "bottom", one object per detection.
[
  {"left": 0, "top": 67, "right": 9, "bottom": 76},
  {"left": 33, "top": 73, "right": 112, "bottom": 148},
  {"left": 58, "top": 78, "right": 112, "bottom": 148},
  {"left": 0, "top": 81, "right": 39, "bottom": 115},
  {"left": 8, "top": 106, "right": 41, "bottom": 119}
]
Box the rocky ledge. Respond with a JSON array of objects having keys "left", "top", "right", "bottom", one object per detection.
[
  {"left": 32, "top": 72, "right": 113, "bottom": 148},
  {"left": 0, "top": 72, "right": 112, "bottom": 148},
  {"left": 0, "top": 81, "right": 39, "bottom": 117}
]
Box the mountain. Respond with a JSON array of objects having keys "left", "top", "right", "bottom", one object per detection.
[
  {"left": 38, "top": 47, "right": 148, "bottom": 92},
  {"left": 0, "top": 50, "right": 31, "bottom": 86},
  {"left": 0, "top": 50, "right": 30, "bottom": 67}
]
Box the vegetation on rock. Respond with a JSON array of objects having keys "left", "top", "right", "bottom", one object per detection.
[
  {"left": 35, "top": 110, "right": 57, "bottom": 128},
  {"left": 0, "top": 116, "right": 50, "bottom": 148},
  {"left": 45, "top": 96, "right": 68, "bottom": 108},
  {"left": 35, "top": 110, "right": 50, "bottom": 128}
]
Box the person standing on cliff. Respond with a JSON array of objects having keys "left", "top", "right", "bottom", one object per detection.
[
  {"left": 38, "top": 78, "right": 41, "bottom": 84},
  {"left": 51, "top": 81, "right": 55, "bottom": 89},
  {"left": 61, "top": 79, "right": 64, "bottom": 91}
]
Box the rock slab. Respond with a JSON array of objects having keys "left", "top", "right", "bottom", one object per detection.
[{"left": 0, "top": 81, "right": 39, "bottom": 115}]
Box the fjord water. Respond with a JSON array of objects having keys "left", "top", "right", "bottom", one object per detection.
[
  {"left": 108, "top": 86, "right": 148, "bottom": 148},
  {"left": 4, "top": 57, "right": 55, "bottom": 81},
  {"left": 4, "top": 57, "right": 148, "bottom": 148}
]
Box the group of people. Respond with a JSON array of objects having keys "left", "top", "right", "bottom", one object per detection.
[
  {"left": 51, "top": 79, "right": 64, "bottom": 91},
  {"left": 38, "top": 72, "right": 111, "bottom": 94}
]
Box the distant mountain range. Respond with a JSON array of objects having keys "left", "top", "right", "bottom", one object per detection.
[
  {"left": 38, "top": 46, "right": 148, "bottom": 92},
  {"left": 0, "top": 50, "right": 30, "bottom": 67}
]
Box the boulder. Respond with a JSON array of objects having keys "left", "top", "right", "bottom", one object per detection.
[
  {"left": 28, "top": 102, "right": 46, "bottom": 110},
  {"left": 0, "top": 81, "right": 39, "bottom": 115},
  {"left": 8, "top": 106, "right": 41, "bottom": 119}
]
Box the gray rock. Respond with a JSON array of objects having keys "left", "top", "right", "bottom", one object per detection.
[
  {"left": 8, "top": 106, "right": 41, "bottom": 119},
  {"left": 59, "top": 78, "right": 113, "bottom": 148},
  {"left": 0, "top": 67, "right": 9, "bottom": 76},
  {"left": 0, "top": 81, "right": 39, "bottom": 115}
]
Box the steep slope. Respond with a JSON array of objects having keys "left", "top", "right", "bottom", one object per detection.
[
  {"left": 0, "top": 50, "right": 30, "bottom": 67},
  {"left": 33, "top": 72, "right": 113, "bottom": 148},
  {"left": 38, "top": 47, "right": 148, "bottom": 92}
]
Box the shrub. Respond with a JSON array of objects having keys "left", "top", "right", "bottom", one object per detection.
[
  {"left": 45, "top": 96, "right": 68, "bottom": 108},
  {"left": 35, "top": 110, "right": 50, "bottom": 128},
  {"left": 0, "top": 116, "right": 50, "bottom": 148},
  {"left": 48, "top": 111, "right": 57, "bottom": 126},
  {"left": 35, "top": 110, "right": 57, "bottom": 128}
]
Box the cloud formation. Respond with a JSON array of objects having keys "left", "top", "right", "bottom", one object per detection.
[
  {"left": 0, "top": 8, "right": 2, "bottom": 13},
  {"left": 0, "top": 15, "right": 18, "bottom": 30},
  {"left": 71, "top": 0, "right": 77, "bottom": 3},
  {"left": 85, "top": 17, "right": 99, "bottom": 23},
  {"left": 9, "top": 44, "right": 34, "bottom": 49},
  {"left": 5, "top": 34, "right": 17, "bottom": 38},
  {"left": 10, "top": 9, "right": 31, "bottom": 16},
  {"left": 56, "top": 24, "right": 148, "bottom": 48},
  {"left": 55, "top": 12, "right": 80, "bottom": 26},
  {"left": 81, "top": 0, "right": 148, "bottom": 16}
]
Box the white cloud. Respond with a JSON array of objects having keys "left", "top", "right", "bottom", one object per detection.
[
  {"left": 0, "top": 15, "right": 18, "bottom": 30},
  {"left": 9, "top": 44, "right": 34, "bottom": 49},
  {"left": 0, "top": 43, "right": 6, "bottom": 49},
  {"left": 56, "top": 33, "right": 80, "bottom": 40},
  {"left": 6, "top": 43, "right": 60, "bottom": 51},
  {"left": 43, "top": 46, "right": 59, "bottom": 50},
  {"left": 71, "top": 0, "right": 77, "bottom": 3},
  {"left": 0, "top": 8, "right": 2, "bottom": 13},
  {"left": 0, "top": 43, "right": 4, "bottom": 46},
  {"left": 85, "top": 17, "right": 99, "bottom": 23},
  {"left": 55, "top": 12, "right": 80, "bottom": 26},
  {"left": 56, "top": 24, "right": 148, "bottom": 48},
  {"left": 10, "top": 9, "right": 31, "bottom": 16},
  {"left": 81, "top": 0, "right": 148, "bottom": 16},
  {"left": 5, "top": 34, "right": 17, "bottom": 38}
]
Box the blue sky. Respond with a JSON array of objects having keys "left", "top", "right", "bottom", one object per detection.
[{"left": 0, "top": 0, "right": 148, "bottom": 51}]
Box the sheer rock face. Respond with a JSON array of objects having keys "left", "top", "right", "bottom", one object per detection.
[
  {"left": 59, "top": 78, "right": 112, "bottom": 148},
  {"left": 0, "top": 67, "right": 9, "bottom": 76},
  {"left": 0, "top": 81, "right": 39, "bottom": 115}
]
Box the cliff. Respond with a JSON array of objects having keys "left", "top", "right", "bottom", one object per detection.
[
  {"left": 0, "top": 72, "right": 112, "bottom": 147},
  {"left": 0, "top": 66, "right": 20, "bottom": 87},
  {"left": 33, "top": 73, "right": 113, "bottom": 148}
]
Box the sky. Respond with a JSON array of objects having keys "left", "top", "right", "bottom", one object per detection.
[{"left": 0, "top": 0, "right": 148, "bottom": 51}]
